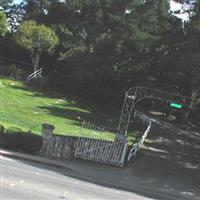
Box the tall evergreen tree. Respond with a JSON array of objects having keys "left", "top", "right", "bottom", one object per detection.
[{"left": 0, "top": 0, "right": 12, "bottom": 9}]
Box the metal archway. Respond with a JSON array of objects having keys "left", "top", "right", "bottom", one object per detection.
[
  {"left": 127, "top": 111, "right": 152, "bottom": 161},
  {"left": 117, "top": 87, "right": 194, "bottom": 136},
  {"left": 192, "top": 88, "right": 200, "bottom": 103}
]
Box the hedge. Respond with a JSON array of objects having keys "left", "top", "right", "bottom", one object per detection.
[
  {"left": 0, "top": 124, "right": 5, "bottom": 133},
  {"left": 0, "top": 125, "right": 43, "bottom": 154}
]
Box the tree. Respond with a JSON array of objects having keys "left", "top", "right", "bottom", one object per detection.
[
  {"left": 0, "top": 11, "right": 8, "bottom": 36},
  {"left": 0, "top": 0, "right": 12, "bottom": 9},
  {"left": 23, "top": 0, "right": 60, "bottom": 20},
  {"left": 45, "top": 0, "right": 173, "bottom": 98},
  {"left": 15, "top": 20, "right": 59, "bottom": 72}
]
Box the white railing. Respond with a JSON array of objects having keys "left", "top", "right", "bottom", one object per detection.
[
  {"left": 75, "top": 136, "right": 128, "bottom": 167},
  {"left": 127, "top": 111, "right": 152, "bottom": 161},
  {"left": 80, "top": 121, "right": 117, "bottom": 140},
  {"left": 26, "top": 68, "right": 42, "bottom": 83},
  {"left": 73, "top": 120, "right": 129, "bottom": 167}
]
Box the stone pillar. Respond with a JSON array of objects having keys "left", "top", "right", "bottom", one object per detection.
[
  {"left": 40, "top": 123, "right": 55, "bottom": 156},
  {"left": 41, "top": 123, "right": 55, "bottom": 138}
]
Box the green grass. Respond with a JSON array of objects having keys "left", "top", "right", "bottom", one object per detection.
[{"left": 0, "top": 78, "right": 118, "bottom": 140}]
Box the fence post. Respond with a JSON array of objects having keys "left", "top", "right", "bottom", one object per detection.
[
  {"left": 120, "top": 138, "right": 129, "bottom": 167},
  {"left": 40, "top": 123, "right": 55, "bottom": 156}
]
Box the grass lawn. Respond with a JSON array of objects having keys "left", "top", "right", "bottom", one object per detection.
[{"left": 0, "top": 77, "right": 119, "bottom": 140}]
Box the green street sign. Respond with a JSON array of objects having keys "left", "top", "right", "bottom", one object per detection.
[{"left": 170, "top": 102, "right": 183, "bottom": 109}]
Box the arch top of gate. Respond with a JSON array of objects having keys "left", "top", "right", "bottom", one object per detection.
[
  {"left": 119, "top": 86, "right": 200, "bottom": 162},
  {"left": 118, "top": 86, "right": 199, "bottom": 136},
  {"left": 126, "top": 86, "right": 192, "bottom": 103}
]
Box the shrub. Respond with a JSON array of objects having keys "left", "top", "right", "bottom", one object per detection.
[
  {"left": 0, "top": 126, "right": 43, "bottom": 154},
  {"left": 0, "top": 124, "right": 5, "bottom": 133},
  {"left": 0, "top": 124, "right": 6, "bottom": 147}
]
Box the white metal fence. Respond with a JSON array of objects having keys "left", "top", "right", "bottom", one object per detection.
[
  {"left": 75, "top": 121, "right": 128, "bottom": 167},
  {"left": 26, "top": 68, "right": 43, "bottom": 82},
  {"left": 127, "top": 111, "right": 152, "bottom": 161},
  {"left": 80, "top": 121, "right": 116, "bottom": 141},
  {"left": 75, "top": 136, "right": 128, "bottom": 167}
]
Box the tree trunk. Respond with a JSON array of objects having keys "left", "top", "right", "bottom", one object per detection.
[{"left": 30, "top": 51, "right": 40, "bottom": 73}]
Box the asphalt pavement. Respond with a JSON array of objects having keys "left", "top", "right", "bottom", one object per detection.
[{"left": 0, "top": 156, "right": 154, "bottom": 200}]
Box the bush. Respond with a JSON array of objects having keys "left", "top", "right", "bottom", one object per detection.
[
  {"left": 0, "top": 124, "right": 6, "bottom": 147},
  {"left": 0, "top": 124, "right": 5, "bottom": 133},
  {"left": 0, "top": 126, "right": 43, "bottom": 154}
]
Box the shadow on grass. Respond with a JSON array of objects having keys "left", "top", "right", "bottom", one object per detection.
[
  {"left": 38, "top": 99, "right": 119, "bottom": 128},
  {"left": 9, "top": 84, "right": 115, "bottom": 113},
  {"left": 8, "top": 83, "right": 119, "bottom": 130},
  {"left": 38, "top": 105, "right": 113, "bottom": 127},
  {"left": 9, "top": 84, "right": 61, "bottom": 99}
]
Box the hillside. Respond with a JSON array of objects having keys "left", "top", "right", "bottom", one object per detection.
[{"left": 0, "top": 77, "right": 118, "bottom": 139}]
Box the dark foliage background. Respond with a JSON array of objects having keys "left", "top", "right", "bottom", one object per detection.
[{"left": 0, "top": 0, "right": 200, "bottom": 109}]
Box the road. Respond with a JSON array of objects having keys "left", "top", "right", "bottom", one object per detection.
[{"left": 0, "top": 156, "right": 153, "bottom": 200}]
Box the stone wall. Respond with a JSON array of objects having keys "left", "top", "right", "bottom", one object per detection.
[{"left": 40, "top": 123, "right": 78, "bottom": 159}]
